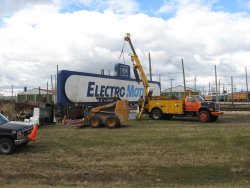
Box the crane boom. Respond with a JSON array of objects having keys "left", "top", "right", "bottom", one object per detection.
[
  {"left": 124, "top": 33, "right": 152, "bottom": 119},
  {"left": 124, "top": 33, "right": 150, "bottom": 97},
  {"left": 123, "top": 33, "right": 223, "bottom": 122}
]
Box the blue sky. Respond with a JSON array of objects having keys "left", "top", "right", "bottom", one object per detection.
[
  {"left": 0, "top": 0, "right": 250, "bottom": 95},
  {"left": 59, "top": 0, "right": 250, "bottom": 14},
  {"left": 1, "top": 0, "right": 250, "bottom": 25},
  {"left": 213, "top": 0, "right": 250, "bottom": 12}
]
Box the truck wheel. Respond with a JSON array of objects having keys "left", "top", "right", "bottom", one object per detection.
[
  {"left": 210, "top": 115, "right": 218, "bottom": 122},
  {"left": 151, "top": 109, "right": 162, "bottom": 120},
  {"left": 89, "top": 116, "right": 102, "bottom": 128},
  {"left": 105, "top": 115, "right": 119, "bottom": 128},
  {"left": 0, "top": 138, "right": 14, "bottom": 155},
  {"left": 198, "top": 110, "right": 210, "bottom": 122}
]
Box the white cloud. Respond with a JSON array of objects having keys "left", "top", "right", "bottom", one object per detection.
[
  {"left": 156, "top": 0, "right": 178, "bottom": 14},
  {"left": 1, "top": 0, "right": 250, "bottom": 96},
  {"left": 156, "top": 4, "right": 173, "bottom": 14}
]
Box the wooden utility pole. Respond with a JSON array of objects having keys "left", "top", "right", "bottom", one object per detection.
[
  {"left": 51, "top": 74, "right": 53, "bottom": 91},
  {"left": 53, "top": 64, "right": 58, "bottom": 104},
  {"left": 47, "top": 82, "right": 49, "bottom": 103},
  {"left": 223, "top": 84, "right": 226, "bottom": 103},
  {"left": 182, "top": 59, "right": 186, "bottom": 98},
  {"left": 209, "top": 82, "right": 210, "bottom": 95},
  {"left": 56, "top": 65, "right": 58, "bottom": 91},
  {"left": 39, "top": 87, "right": 41, "bottom": 102},
  {"left": 149, "top": 53, "right": 152, "bottom": 81},
  {"left": 11, "top": 85, "right": 14, "bottom": 102},
  {"left": 215, "top": 65, "right": 218, "bottom": 102},
  {"left": 218, "top": 79, "right": 220, "bottom": 95},
  {"left": 246, "top": 67, "right": 249, "bottom": 106},
  {"left": 231, "top": 76, "right": 234, "bottom": 105},
  {"left": 54, "top": 75, "right": 56, "bottom": 91},
  {"left": 194, "top": 76, "right": 197, "bottom": 92},
  {"left": 101, "top": 69, "right": 104, "bottom": 75},
  {"left": 170, "top": 79, "right": 174, "bottom": 95}
]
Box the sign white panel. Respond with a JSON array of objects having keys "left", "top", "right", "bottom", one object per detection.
[{"left": 64, "top": 75, "right": 160, "bottom": 103}]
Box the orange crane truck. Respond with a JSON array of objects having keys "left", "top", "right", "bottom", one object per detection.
[
  {"left": 147, "top": 95, "right": 223, "bottom": 122},
  {"left": 124, "top": 33, "right": 223, "bottom": 122}
]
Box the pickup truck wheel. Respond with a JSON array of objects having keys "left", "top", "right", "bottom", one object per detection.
[
  {"left": 89, "top": 116, "right": 102, "bottom": 128},
  {"left": 0, "top": 138, "right": 14, "bottom": 155},
  {"left": 198, "top": 110, "right": 210, "bottom": 122},
  {"left": 151, "top": 109, "right": 162, "bottom": 120},
  {"left": 105, "top": 115, "right": 119, "bottom": 128}
]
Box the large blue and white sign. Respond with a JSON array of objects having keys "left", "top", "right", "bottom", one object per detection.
[{"left": 57, "top": 70, "right": 161, "bottom": 106}]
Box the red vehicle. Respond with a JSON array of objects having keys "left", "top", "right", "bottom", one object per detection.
[{"left": 184, "top": 95, "right": 223, "bottom": 122}]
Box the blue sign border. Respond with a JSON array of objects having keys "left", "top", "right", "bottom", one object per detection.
[{"left": 57, "top": 70, "right": 161, "bottom": 107}]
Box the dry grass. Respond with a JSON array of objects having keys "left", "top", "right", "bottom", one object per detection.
[
  {"left": 0, "top": 114, "right": 250, "bottom": 187},
  {"left": 0, "top": 102, "right": 16, "bottom": 120}
]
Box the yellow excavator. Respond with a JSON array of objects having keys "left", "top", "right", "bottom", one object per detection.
[
  {"left": 84, "top": 99, "right": 129, "bottom": 128},
  {"left": 64, "top": 98, "right": 129, "bottom": 128}
]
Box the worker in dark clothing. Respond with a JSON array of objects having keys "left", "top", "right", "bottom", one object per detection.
[{"left": 138, "top": 96, "right": 144, "bottom": 112}]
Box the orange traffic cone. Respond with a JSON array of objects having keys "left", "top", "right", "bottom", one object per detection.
[
  {"left": 28, "top": 123, "right": 38, "bottom": 141},
  {"left": 62, "top": 115, "right": 66, "bottom": 125}
]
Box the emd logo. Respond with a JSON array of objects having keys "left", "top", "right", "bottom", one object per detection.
[
  {"left": 120, "top": 65, "right": 129, "bottom": 77},
  {"left": 120, "top": 65, "right": 130, "bottom": 78},
  {"left": 114, "top": 63, "right": 130, "bottom": 79}
]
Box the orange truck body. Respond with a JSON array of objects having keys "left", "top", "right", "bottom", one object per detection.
[{"left": 145, "top": 95, "right": 223, "bottom": 122}]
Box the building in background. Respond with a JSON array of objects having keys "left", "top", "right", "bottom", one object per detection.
[
  {"left": 161, "top": 85, "right": 200, "bottom": 98},
  {"left": 17, "top": 88, "right": 54, "bottom": 104}
]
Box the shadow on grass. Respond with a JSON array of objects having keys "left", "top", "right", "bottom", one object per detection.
[
  {"left": 75, "top": 124, "right": 134, "bottom": 129},
  {"left": 151, "top": 164, "right": 250, "bottom": 185},
  {"left": 14, "top": 143, "right": 48, "bottom": 154},
  {"left": 166, "top": 116, "right": 227, "bottom": 124}
]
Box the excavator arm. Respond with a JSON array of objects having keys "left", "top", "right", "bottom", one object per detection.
[{"left": 89, "top": 101, "right": 117, "bottom": 113}]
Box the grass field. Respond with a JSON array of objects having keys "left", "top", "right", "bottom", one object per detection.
[{"left": 1, "top": 113, "right": 250, "bottom": 188}]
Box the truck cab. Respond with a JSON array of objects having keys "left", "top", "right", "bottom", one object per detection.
[
  {"left": 184, "top": 95, "right": 223, "bottom": 122},
  {"left": 185, "top": 95, "right": 203, "bottom": 112}
]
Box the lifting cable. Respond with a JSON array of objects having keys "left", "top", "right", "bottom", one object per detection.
[{"left": 117, "top": 40, "right": 126, "bottom": 64}]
